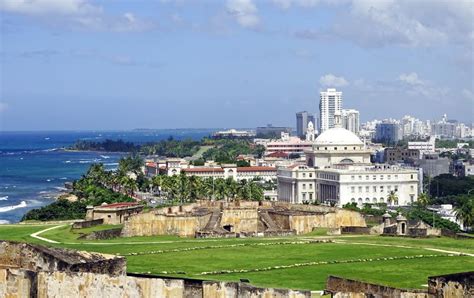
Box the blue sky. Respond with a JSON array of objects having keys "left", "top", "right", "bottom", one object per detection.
[{"left": 0, "top": 0, "right": 473, "bottom": 130}]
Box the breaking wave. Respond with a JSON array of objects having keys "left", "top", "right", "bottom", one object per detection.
[{"left": 0, "top": 201, "right": 27, "bottom": 213}]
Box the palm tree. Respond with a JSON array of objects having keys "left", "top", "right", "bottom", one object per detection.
[
  {"left": 121, "top": 176, "right": 137, "bottom": 197},
  {"left": 387, "top": 191, "right": 398, "bottom": 206},
  {"left": 417, "top": 192, "right": 430, "bottom": 207},
  {"left": 454, "top": 195, "right": 474, "bottom": 231}
]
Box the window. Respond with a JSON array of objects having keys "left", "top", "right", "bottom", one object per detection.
[
  {"left": 302, "top": 184, "right": 306, "bottom": 190},
  {"left": 380, "top": 175, "right": 384, "bottom": 180},
  {"left": 380, "top": 186, "right": 384, "bottom": 192},
  {"left": 351, "top": 186, "right": 355, "bottom": 193},
  {"left": 351, "top": 198, "right": 355, "bottom": 202},
  {"left": 410, "top": 194, "right": 414, "bottom": 202},
  {"left": 410, "top": 185, "right": 414, "bottom": 191},
  {"left": 365, "top": 186, "right": 369, "bottom": 192},
  {"left": 373, "top": 198, "right": 377, "bottom": 203},
  {"left": 411, "top": 174, "right": 414, "bottom": 179},
  {"left": 309, "top": 193, "right": 313, "bottom": 200},
  {"left": 309, "top": 173, "right": 313, "bottom": 178},
  {"left": 302, "top": 173, "right": 306, "bottom": 178},
  {"left": 351, "top": 175, "right": 355, "bottom": 181},
  {"left": 380, "top": 197, "right": 384, "bottom": 203},
  {"left": 302, "top": 193, "right": 306, "bottom": 200},
  {"left": 358, "top": 175, "right": 362, "bottom": 180},
  {"left": 366, "top": 175, "right": 369, "bottom": 180},
  {"left": 395, "top": 185, "right": 399, "bottom": 192},
  {"left": 344, "top": 147, "right": 348, "bottom": 150},
  {"left": 309, "top": 184, "right": 313, "bottom": 189},
  {"left": 388, "top": 175, "right": 391, "bottom": 180},
  {"left": 366, "top": 198, "right": 370, "bottom": 202},
  {"left": 388, "top": 186, "right": 392, "bottom": 191},
  {"left": 373, "top": 186, "right": 377, "bottom": 192},
  {"left": 358, "top": 186, "right": 362, "bottom": 192},
  {"left": 334, "top": 147, "right": 337, "bottom": 150},
  {"left": 373, "top": 175, "right": 376, "bottom": 180}
]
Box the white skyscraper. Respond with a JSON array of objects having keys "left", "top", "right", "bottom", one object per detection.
[
  {"left": 342, "top": 109, "right": 360, "bottom": 134},
  {"left": 319, "top": 88, "right": 342, "bottom": 133}
]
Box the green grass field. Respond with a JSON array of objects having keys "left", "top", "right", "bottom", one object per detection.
[{"left": 0, "top": 223, "right": 472, "bottom": 291}]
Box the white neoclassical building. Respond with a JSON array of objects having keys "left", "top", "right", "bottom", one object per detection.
[{"left": 277, "top": 112, "right": 420, "bottom": 207}]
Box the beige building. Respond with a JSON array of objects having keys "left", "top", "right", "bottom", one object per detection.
[{"left": 86, "top": 202, "right": 143, "bottom": 225}]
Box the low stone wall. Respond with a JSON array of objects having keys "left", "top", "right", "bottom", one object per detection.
[
  {"left": 341, "top": 226, "right": 371, "bottom": 234},
  {"left": 428, "top": 271, "right": 473, "bottom": 298},
  {"left": 79, "top": 228, "right": 123, "bottom": 240},
  {"left": 325, "top": 275, "right": 428, "bottom": 298},
  {"left": 72, "top": 218, "right": 104, "bottom": 229},
  {"left": 220, "top": 208, "right": 259, "bottom": 233}
]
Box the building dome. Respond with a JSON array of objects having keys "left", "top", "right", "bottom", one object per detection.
[{"left": 315, "top": 127, "right": 363, "bottom": 146}]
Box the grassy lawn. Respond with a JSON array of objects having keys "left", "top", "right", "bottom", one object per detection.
[{"left": 0, "top": 223, "right": 473, "bottom": 291}]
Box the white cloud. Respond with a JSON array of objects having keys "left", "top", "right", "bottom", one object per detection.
[
  {"left": 0, "top": 0, "right": 101, "bottom": 16},
  {"left": 0, "top": 0, "right": 154, "bottom": 32},
  {"left": 398, "top": 72, "right": 424, "bottom": 86},
  {"left": 226, "top": 0, "right": 260, "bottom": 29},
  {"left": 290, "top": 1, "right": 473, "bottom": 49},
  {"left": 319, "top": 74, "right": 349, "bottom": 87}
]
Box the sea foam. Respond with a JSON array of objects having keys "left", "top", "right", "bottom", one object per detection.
[{"left": 0, "top": 201, "right": 27, "bottom": 213}]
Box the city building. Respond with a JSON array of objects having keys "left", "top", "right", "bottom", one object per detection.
[
  {"left": 384, "top": 148, "right": 420, "bottom": 164},
  {"left": 145, "top": 161, "right": 277, "bottom": 182},
  {"left": 277, "top": 114, "right": 419, "bottom": 207},
  {"left": 263, "top": 132, "right": 314, "bottom": 155},
  {"left": 375, "top": 122, "right": 401, "bottom": 144},
  {"left": 414, "top": 153, "right": 451, "bottom": 178},
  {"left": 408, "top": 137, "right": 436, "bottom": 156},
  {"left": 341, "top": 109, "right": 360, "bottom": 134},
  {"left": 212, "top": 129, "right": 256, "bottom": 139},
  {"left": 296, "top": 111, "right": 315, "bottom": 138},
  {"left": 319, "top": 88, "right": 342, "bottom": 133},
  {"left": 256, "top": 124, "right": 292, "bottom": 138},
  {"left": 431, "top": 114, "right": 456, "bottom": 139}
]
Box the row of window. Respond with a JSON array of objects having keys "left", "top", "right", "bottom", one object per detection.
[
  {"left": 351, "top": 185, "right": 408, "bottom": 193},
  {"left": 300, "top": 172, "right": 314, "bottom": 178},
  {"left": 350, "top": 174, "right": 414, "bottom": 181},
  {"left": 301, "top": 183, "right": 313, "bottom": 190},
  {"left": 316, "top": 146, "right": 358, "bottom": 151}
]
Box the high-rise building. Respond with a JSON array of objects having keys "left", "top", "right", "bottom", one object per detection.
[
  {"left": 319, "top": 88, "right": 342, "bottom": 133},
  {"left": 341, "top": 109, "right": 360, "bottom": 134},
  {"left": 296, "top": 111, "right": 315, "bottom": 138},
  {"left": 296, "top": 111, "right": 308, "bottom": 138},
  {"left": 375, "top": 122, "right": 401, "bottom": 144}
]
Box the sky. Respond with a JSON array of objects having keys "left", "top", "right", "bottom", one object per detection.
[{"left": 0, "top": 0, "right": 473, "bottom": 131}]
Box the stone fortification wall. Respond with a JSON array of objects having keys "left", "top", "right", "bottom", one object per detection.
[
  {"left": 37, "top": 271, "right": 185, "bottom": 298},
  {"left": 220, "top": 208, "right": 259, "bottom": 233},
  {"left": 288, "top": 209, "right": 366, "bottom": 235},
  {"left": 0, "top": 268, "right": 35, "bottom": 298},
  {"left": 325, "top": 275, "right": 428, "bottom": 298},
  {"left": 0, "top": 241, "right": 125, "bottom": 276},
  {"left": 121, "top": 212, "right": 212, "bottom": 237},
  {"left": 72, "top": 218, "right": 104, "bottom": 229},
  {"left": 79, "top": 227, "right": 123, "bottom": 240},
  {"left": 428, "top": 271, "right": 473, "bottom": 298}
]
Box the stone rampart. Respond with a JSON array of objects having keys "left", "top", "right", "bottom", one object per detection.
[
  {"left": 0, "top": 241, "right": 125, "bottom": 276},
  {"left": 71, "top": 218, "right": 104, "bottom": 229},
  {"left": 325, "top": 275, "right": 428, "bottom": 297},
  {"left": 121, "top": 211, "right": 212, "bottom": 237},
  {"left": 428, "top": 271, "right": 473, "bottom": 298}
]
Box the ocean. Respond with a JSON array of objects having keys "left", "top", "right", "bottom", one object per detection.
[{"left": 0, "top": 129, "right": 215, "bottom": 223}]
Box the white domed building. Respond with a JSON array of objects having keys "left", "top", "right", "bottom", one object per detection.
[{"left": 277, "top": 113, "right": 420, "bottom": 207}]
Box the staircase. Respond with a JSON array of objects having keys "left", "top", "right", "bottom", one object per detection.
[{"left": 259, "top": 211, "right": 280, "bottom": 231}]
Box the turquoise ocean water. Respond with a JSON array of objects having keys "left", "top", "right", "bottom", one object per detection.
[{"left": 0, "top": 130, "right": 214, "bottom": 223}]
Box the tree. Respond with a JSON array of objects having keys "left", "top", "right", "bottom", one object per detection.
[
  {"left": 387, "top": 191, "right": 398, "bottom": 206},
  {"left": 453, "top": 195, "right": 474, "bottom": 231},
  {"left": 417, "top": 192, "right": 430, "bottom": 207}
]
